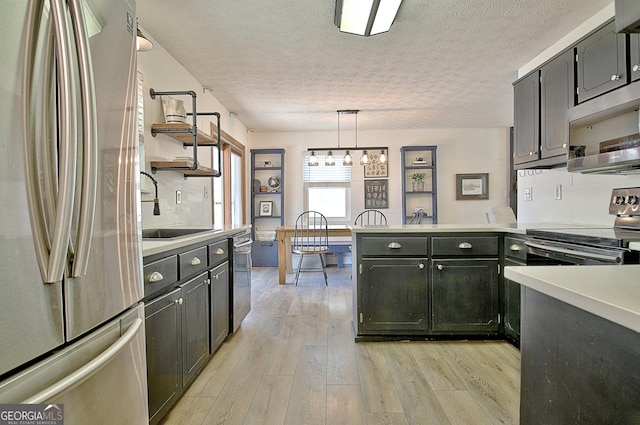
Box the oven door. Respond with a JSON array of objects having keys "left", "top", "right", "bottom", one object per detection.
[{"left": 525, "top": 238, "right": 625, "bottom": 265}]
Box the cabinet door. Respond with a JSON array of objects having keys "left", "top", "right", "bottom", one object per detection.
[
  {"left": 145, "top": 288, "right": 182, "bottom": 425},
  {"left": 631, "top": 34, "right": 640, "bottom": 83},
  {"left": 513, "top": 71, "right": 540, "bottom": 165},
  {"left": 577, "top": 21, "right": 627, "bottom": 103},
  {"left": 359, "top": 258, "right": 428, "bottom": 334},
  {"left": 181, "top": 272, "right": 210, "bottom": 388},
  {"left": 503, "top": 258, "right": 522, "bottom": 344},
  {"left": 540, "top": 49, "right": 574, "bottom": 160},
  {"left": 431, "top": 259, "right": 499, "bottom": 333},
  {"left": 209, "top": 262, "right": 229, "bottom": 355}
]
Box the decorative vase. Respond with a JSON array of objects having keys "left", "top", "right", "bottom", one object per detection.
[{"left": 412, "top": 181, "right": 424, "bottom": 192}]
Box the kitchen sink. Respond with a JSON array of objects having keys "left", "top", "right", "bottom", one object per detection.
[{"left": 142, "top": 228, "right": 213, "bottom": 239}]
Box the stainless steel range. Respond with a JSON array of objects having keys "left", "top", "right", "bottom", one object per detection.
[{"left": 525, "top": 187, "right": 640, "bottom": 265}]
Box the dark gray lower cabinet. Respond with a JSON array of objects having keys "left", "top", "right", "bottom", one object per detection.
[
  {"left": 209, "top": 262, "right": 229, "bottom": 354},
  {"left": 503, "top": 258, "right": 522, "bottom": 344},
  {"left": 430, "top": 259, "right": 499, "bottom": 333},
  {"left": 359, "top": 258, "right": 428, "bottom": 334},
  {"left": 180, "top": 272, "right": 210, "bottom": 388},
  {"left": 145, "top": 288, "right": 182, "bottom": 425}
]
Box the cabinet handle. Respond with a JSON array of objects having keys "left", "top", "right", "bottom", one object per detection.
[
  {"left": 611, "top": 74, "right": 621, "bottom": 81},
  {"left": 211, "top": 273, "right": 222, "bottom": 280},
  {"left": 633, "top": 64, "right": 640, "bottom": 72},
  {"left": 458, "top": 242, "right": 472, "bottom": 249},
  {"left": 418, "top": 263, "right": 425, "bottom": 270},
  {"left": 215, "top": 248, "right": 224, "bottom": 255},
  {"left": 174, "top": 298, "right": 183, "bottom": 305},
  {"left": 190, "top": 257, "right": 201, "bottom": 266},
  {"left": 437, "top": 264, "right": 444, "bottom": 270},
  {"left": 388, "top": 242, "right": 401, "bottom": 249},
  {"left": 509, "top": 244, "right": 521, "bottom": 252},
  {"left": 149, "top": 271, "right": 164, "bottom": 283}
]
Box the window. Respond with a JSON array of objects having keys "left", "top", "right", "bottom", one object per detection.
[{"left": 303, "top": 154, "right": 351, "bottom": 219}]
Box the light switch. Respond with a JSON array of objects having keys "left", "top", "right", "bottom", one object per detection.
[
  {"left": 176, "top": 190, "right": 182, "bottom": 205},
  {"left": 554, "top": 184, "right": 562, "bottom": 200},
  {"left": 523, "top": 187, "right": 532, "bottom": 202}
]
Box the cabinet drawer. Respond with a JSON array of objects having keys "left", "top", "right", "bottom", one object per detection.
[
  {"left": 143, "top": 255, "right": 178, "bottom": 298},
  {"left": 504, "top": 236, "right": 526, "bottom": 262},
  {"left": 208, "top": 239, "right": 229, "bottom": 267},
  {"left": 432, "top": 236, "right": 499, "bottom": 256},
  {"left": 179, "top": 246, "right": 208, "bottom": 279},
  {"left": 360, "top": 236, "right": 428, "bottom": 257}
]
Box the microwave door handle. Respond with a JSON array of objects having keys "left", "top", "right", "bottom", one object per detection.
[
  {"left": 45, "top": 0, "right": 78, "bottom": 284},
  {"left": 68, "top": 0, "right": 98, "bottom": 277},
  {"left": 22, "top": 317, "right": 143, "bottom": 404}
]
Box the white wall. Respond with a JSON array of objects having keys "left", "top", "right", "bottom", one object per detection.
[
  {"left": 136, "top": 30, "right": 249, "bottom": 230},
  {"left": 517, "top": 170, "right": 640, "bottom": 225},
  {"left": 251, "top": 127, "right": 511, "bottom": 225}
]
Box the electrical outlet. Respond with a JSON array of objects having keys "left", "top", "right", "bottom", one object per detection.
[
  {"left": 176, "top": 190, "right": 182, "bottom": 205},
  {"left": 523, "top": 187, "right": 532, "bottom": 202},
  {"left": 554, "top": 184, "right": 562, "bottom": 200}
]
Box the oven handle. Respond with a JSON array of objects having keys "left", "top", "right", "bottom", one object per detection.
[{"left": 525, "top": 240, "right": 622, "bottom": 264}]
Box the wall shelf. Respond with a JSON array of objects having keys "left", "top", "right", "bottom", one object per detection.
[
  {"left": 401, "top": 146, "right": 438, "bottom": 224},
  {"left": 149, "top": 89, "right": 221, "bottom": 178}
]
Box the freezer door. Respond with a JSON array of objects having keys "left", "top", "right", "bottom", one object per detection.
[
  {"left": 0, "top": 304, "right": 148, "bottom": 425},
  {"left": 0, "top": 0, "right": 65, "bottom": 376},
  {"left": 64, "top": 0, "right": 144, "bottom": 340}
]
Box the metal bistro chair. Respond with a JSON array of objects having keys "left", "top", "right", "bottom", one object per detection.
[
  {"left": 354, "top": 209, "right": 387, "bottom": 226},
  {"left": 409, "top": 208, "right": 425, "bottom": 224},
  {"left": 293, "top": 211, "right": 329, "bottom": 286}
]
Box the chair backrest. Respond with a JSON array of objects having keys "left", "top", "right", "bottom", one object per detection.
[
  {"left": 293, "top": 211, "right": 329, "bottom": 252},
  {"left": 409, "top": 208, "right": 425, "bottom": 224},
  {"left": 486, "top": 206, "right": 517, "bottom": 223},
  {"left": 354, "top": 210, "right": 387, "bottom": 225}
]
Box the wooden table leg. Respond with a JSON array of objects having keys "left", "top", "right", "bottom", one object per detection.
[{"left": 278, "top": 234, "right": 286, "bottom": 284}]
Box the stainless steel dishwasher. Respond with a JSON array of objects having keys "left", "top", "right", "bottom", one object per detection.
[{"left": 231, "top": 230, "right": 252, "bottom": 332}]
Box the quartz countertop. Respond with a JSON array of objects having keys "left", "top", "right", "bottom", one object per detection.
[
  {"left": 504, "top": 265, "right": 640, "bottom": 333},
  {"left": 142, "top": 225, "right": 250, "bottom": 257},
  {"left": 349, "top": 222, "right": 588, "bottom": 234}
]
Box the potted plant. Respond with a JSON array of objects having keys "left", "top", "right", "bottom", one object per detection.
[{"left": 411, "top": 172, "right": 425, "bottom": 192}]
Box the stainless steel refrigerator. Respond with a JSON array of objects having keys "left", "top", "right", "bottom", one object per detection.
[{"left": 0, "top": 0, "right": 148, "bottom": 423}]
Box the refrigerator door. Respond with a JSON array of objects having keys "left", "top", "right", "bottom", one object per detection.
[
  {"left": 64, "top": 0, "right": 143, "bottom": 340},
  {"left": 0, "top": 0, "right": 65, "bottom": 376},
  {"left": 0, "top": 304, "right": 148, "bottom": 425}
]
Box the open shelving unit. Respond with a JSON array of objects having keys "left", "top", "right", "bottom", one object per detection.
[
  {"left": 148, "top": 89, "right": 221, "bottom": 179},
  {"left": 401, "top": 145, "right": 438, "bottom": 224},
  {"left": 250, "top": 149, "right": 285, "bottom": 267}
]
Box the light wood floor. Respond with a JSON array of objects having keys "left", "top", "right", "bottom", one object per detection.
[{"left": 161, "top": 266, "right": 521, "bottom": 425}]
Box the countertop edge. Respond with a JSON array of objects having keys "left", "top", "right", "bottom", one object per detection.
[
  {"left": 142, "top": 225, "right": 250, "bottom": 257},
  {"left": 505, "top": 265, "right": 640, "bottom": 333}
]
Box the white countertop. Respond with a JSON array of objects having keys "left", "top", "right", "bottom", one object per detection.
[
  {"left": 349, "top": 222, "right": 586, "bottom": 234},
  {"left": 505, "top": 265, "right": 640, "bottom": 333},
  {"left": 142, "top": 225, "right": 250, "bottom": 257}
]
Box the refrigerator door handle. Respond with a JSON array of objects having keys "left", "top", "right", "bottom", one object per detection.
[
  {"left": 21, "top": 317, "right": 143, "bottom": 404},
  {"left": 42, "top": 0, "right": 79, "bottom": 284},
  {"left": 68, "top": 0, "right": 98, "bottom": 278}
]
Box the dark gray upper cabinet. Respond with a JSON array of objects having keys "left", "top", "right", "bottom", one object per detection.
[
  {"left": 513, "top": 71, "right": 540, "bottom": 166},
  {"left": 631, "top": 34, "right": 640, "bottom": 83},
  {"left": 576, "top": 21, "right": 627, "bottom": 103},
  {"left": 540, "top": 49, "right": 574, "bottom": 159}
]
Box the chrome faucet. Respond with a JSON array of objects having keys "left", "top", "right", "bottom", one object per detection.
[{"left": 140, "top": 171, "right": 160, "bottom": 215}]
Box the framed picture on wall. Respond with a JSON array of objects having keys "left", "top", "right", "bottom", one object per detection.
[
  {"left": 456, "top": 173, "right": 489, "bottom": 200},
  {"left": 259, "top": 201, "right": 273, "bottom": 216},
  {"left": 364, "top": 179, "right": 389, "bottom": 209},
  {"left": 364, "top": 151, "right": 388, "bottom": 178}
]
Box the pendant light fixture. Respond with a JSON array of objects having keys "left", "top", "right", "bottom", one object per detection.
[{"left": 307, "top": 110, "right": 387, "bottom": 167}]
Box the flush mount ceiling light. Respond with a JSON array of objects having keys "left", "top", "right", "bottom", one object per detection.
[
  {"left": 334, "top": 0, "right": 403, "bottom": 36},
  {"left": 307, "top": 110, "right": 387, "bottom": 167},
  {"left": 136, "top": 27, "right": 154, "bottom": 52}
]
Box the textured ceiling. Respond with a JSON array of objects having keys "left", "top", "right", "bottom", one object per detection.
[{"left": 136, "top": 0, "right": 612, "bottom": 133}]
